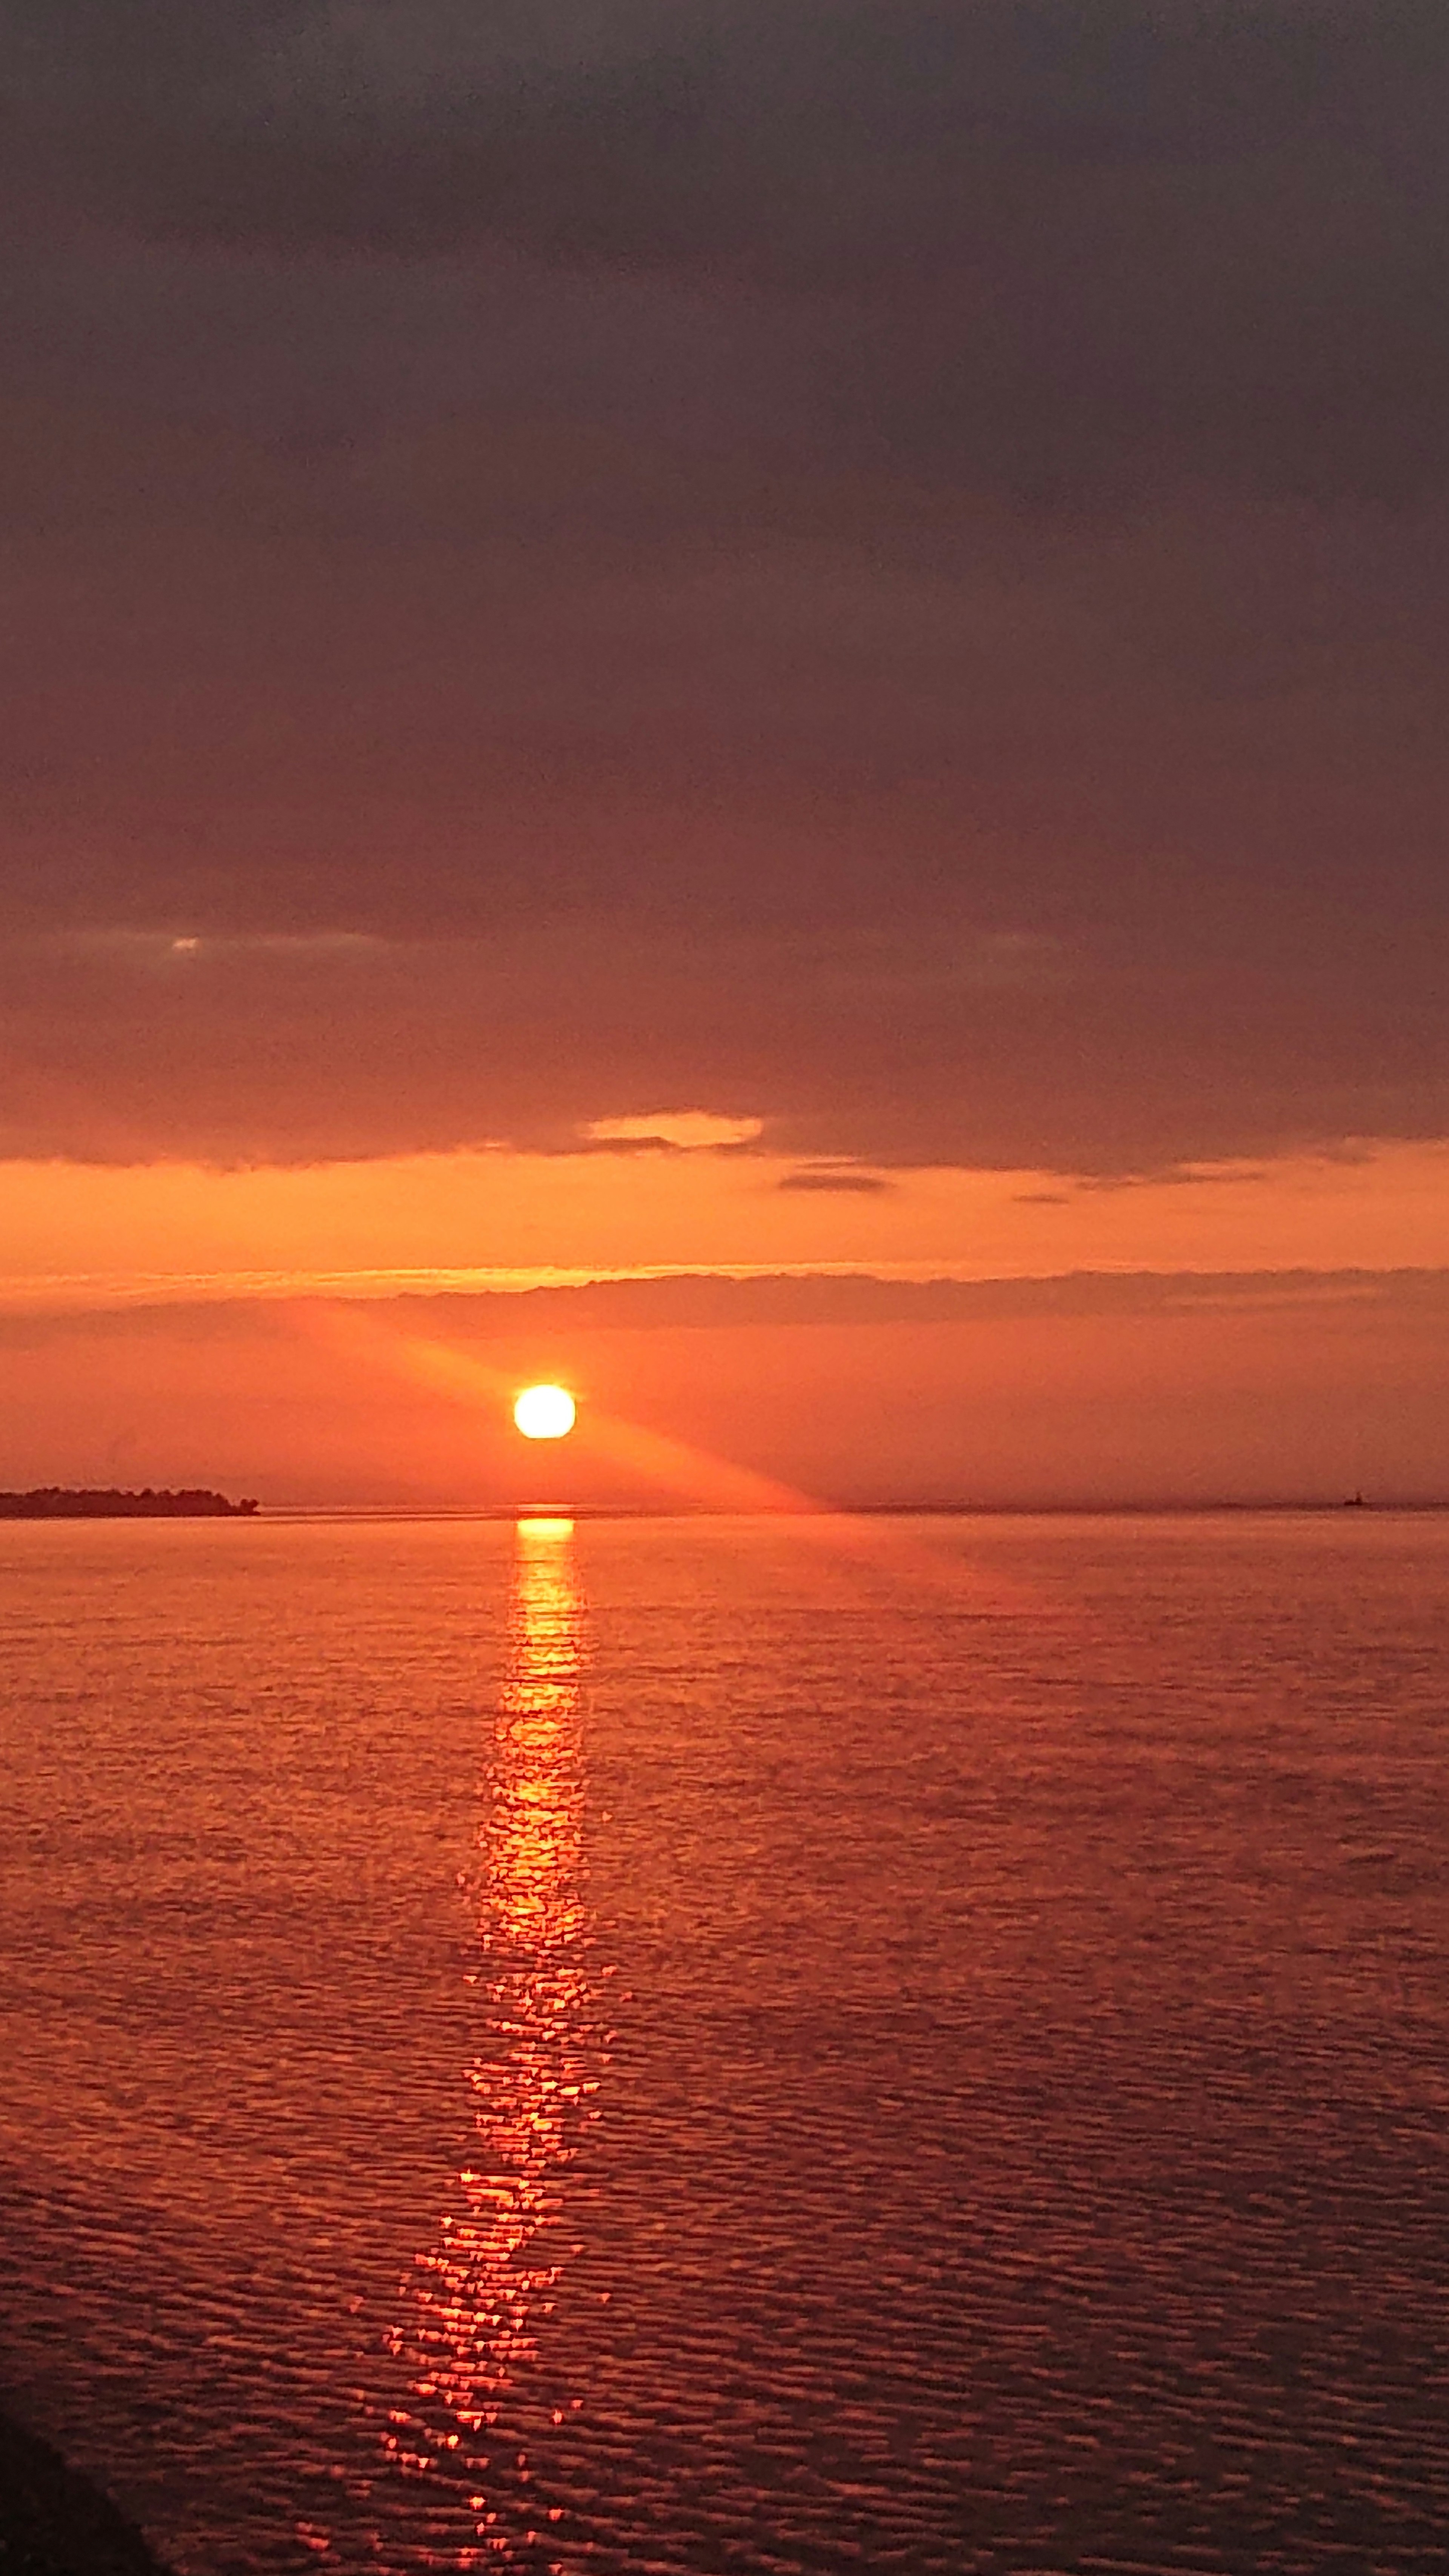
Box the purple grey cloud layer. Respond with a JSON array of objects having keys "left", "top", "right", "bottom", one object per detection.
[
  {"left": 1, "top": 3, "right": 1445, "bottom": 1169},
  {"left": 5, "top": 1264, "right": 1446, "bottom": 1347}
]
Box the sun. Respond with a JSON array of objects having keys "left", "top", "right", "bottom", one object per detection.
[{"left": 512, "top": 1383, "right": 577, "bottom": 1441}]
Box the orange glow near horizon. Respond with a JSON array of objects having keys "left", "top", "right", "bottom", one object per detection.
[
  {"left": 300, "top": 1307, "right": 1042, "bottom": 1611},
  {"left": 2, "top": 1138, "right": 1449, "bottom": 1313},
  {"left": 325, "top": 1312, "right": 817, "bottom": 1513},
  {"left": 7, "top": 1160, "right": 1447, "bottom": 1513}
]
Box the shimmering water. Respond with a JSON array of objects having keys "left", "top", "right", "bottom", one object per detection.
[{"left": 2, "top": 1512, "right": 1447, "bottom": 2576}]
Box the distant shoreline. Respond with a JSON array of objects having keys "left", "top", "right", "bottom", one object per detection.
[
  {"left": 244, "top": 1497, "right": 1448, "bottom": 1520},
  {"left": 6, "top": 1493, "right": 1447, "bottom": 1523},
  {"left": 0, "top": 1488, "right": 258, "bottom": 1519}
]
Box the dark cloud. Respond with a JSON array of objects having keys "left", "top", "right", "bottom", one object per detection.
[
  {"left": 1074, "top": 1164, "right": 1271, "bottom": 1192},
  {"left": 0, "top": 4, "right": 1446, "bottom": 1169},
  {"left": 5, "top": 1264, "right": 1446, "bottom": 1350},
  {"left": 398, "top": 1263, "right": 1449, "bottom": 1331},
  {"left": 777, "top": 1167, "right": 893, "bottom": 1193},
  {"left": 3, "top": 908, "right": 1443, "bottom": 1172},
  {"left": 11, "top": 2, "right": 1449, "bottom": 504}
]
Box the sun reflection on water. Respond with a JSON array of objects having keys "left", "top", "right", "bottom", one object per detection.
[{"left": 382, "top": 1517, "right": 605, "bottom": 2568}]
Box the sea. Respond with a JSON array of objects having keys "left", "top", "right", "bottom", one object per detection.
[{"left": 2, "top": 1510, "right": 1446, "bottom": 2576}]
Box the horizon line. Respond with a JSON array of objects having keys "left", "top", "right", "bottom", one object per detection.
[{"left": 217, "top": 1496, "right": 1449, "bottom": 1521}]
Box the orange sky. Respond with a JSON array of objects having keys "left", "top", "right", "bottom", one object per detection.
[
  {"left": 3, "top": 1272, "right": 1446, "bottom": 1509},
  {"left": 1, "top": 1133, "right": 1446, "bottom": 1507},
  {"left": 3, "top": 1136, "right": 1447, "bottom": 1310},
  {"left": 5, "top": 7, "right": 1448, "bottom": 1508}
]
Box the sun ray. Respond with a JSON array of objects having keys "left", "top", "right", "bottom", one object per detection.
[{"left": 298, "top": 1307, "right": 1040, "bottom": 1611}]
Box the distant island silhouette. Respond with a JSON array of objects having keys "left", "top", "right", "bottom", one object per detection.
[{"left": 0, "top": 1487, "right": 258, "bottom": 1519}]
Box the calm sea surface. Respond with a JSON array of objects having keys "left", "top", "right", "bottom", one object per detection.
[{"left": 2, "top": 1512, "right": 1446, "bottom": 2576}]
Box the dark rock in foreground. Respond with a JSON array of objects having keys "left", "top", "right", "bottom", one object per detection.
[
  {"left": 0, "top": 1488, "right": 258, "bottom": 1519},
  {"left": 0, "top": 2408, "right": 171, "bottom": 2576}
]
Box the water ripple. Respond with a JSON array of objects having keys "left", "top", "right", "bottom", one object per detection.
[{"left": 0, "top": 1513, "right": 1446, "bottom": 2575}]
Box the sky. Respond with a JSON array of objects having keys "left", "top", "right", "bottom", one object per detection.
[{"left": 2, "top": 1, "right": 1447, "bottom": 1503}]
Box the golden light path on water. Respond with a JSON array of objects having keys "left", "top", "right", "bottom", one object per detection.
[
  {"left": 382, "top": 1516, "right": 606, "bottom": 2570},
  {"left": 320, "top": 1314, "right": 1039, "bottom": 2567}
]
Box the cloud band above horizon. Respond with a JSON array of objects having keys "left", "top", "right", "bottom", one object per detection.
[{"left": 0, "top": 2, "right": 1445, "bottom": 1175}]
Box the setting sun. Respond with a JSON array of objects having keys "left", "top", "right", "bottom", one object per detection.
[{"left": 512, "top": 1383, "right": 577, "bottom": 1441}]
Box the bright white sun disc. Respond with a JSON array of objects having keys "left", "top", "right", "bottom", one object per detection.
[{"left": 512, "top": 1383, "right": 577, "bottom": 1440}]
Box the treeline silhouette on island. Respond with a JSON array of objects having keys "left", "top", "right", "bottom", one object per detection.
[{"left": 0, "top": 1487, "right": 258, "bottom": 1519}]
